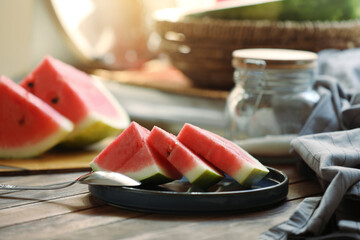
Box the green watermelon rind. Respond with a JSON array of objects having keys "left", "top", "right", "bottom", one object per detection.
[
  {"left": 58, "top": 117, "right": 124, "bottom": 148},
  {"left": 0, "top": 120, "right": 73, "bottom": 158},
  {"left": 90, "top": 162, "right": 174, "bottom": 185},
  {"left": 179, "top": 161, "right": 224, "bottom": 189},
  {"left": 190, "top": 169, "right": 224, "bottom": 189},
  {"left": 240, "top": 167, "right": 270, "bottom": 187},
  {"left": 89, "top": 162, "right": 101, "bottom": 172},
  {"left": 231, "top": 160, "right": 269, "bottom": 187},
  {"left": 138, "top": 173, "right": 173, "bottom": 185},
  {"left": 118, "top": 163, "right": 175, "bottom": 185},
  {"left": 237, "top": 149, "right": 270, "bottom": 187}
]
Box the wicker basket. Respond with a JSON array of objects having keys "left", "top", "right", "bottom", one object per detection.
[{"left": 155, "top": 17, "right": 360, "bottom": 90}]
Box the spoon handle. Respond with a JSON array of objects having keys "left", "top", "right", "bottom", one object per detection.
[
  {"left": 0, "top": 171, "right": 140, "bottom": 190},
  {"left": 0, "top": 181, "right": 77, "bottom": 190}
]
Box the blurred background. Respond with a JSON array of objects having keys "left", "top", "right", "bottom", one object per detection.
[
  {"left": 0, "top": 0, "right": 215, "bottom": 79},
  {"left": 3, "top": 0, "right": 359, "bottom": 82},
  {"left": 0, "top": 0, "right": 225, "bottom": 134},
  {"left": 1, "top": 0, "right": 360, "bottom": 136}
]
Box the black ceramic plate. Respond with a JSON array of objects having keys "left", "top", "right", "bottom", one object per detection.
[{"left": 89, "top": 167, "right": 288, "bottom": 213}]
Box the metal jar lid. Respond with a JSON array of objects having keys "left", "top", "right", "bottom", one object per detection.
[{"left": 232, "top": 48, "right": 318, "bottom": 70}]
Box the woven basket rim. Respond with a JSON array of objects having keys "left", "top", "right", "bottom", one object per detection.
[
  {"left": 157, "top": 17, "right": 360, "bottom": 28},
  {"left": 156, "top": 18, "right": 360, "bottom": 39},
  {"left": 155, "top": 17, "right": 360, "bottom": 89},
  {"left": 156, "top": 17, "right": 360, "bottom": 46}
]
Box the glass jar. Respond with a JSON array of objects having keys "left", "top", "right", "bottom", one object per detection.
[{"left": 225, "top": 48, "right": 320, "bottom": 156}]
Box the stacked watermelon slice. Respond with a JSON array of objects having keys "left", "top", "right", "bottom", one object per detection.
[
  {"left": 90, "top": 122, "right": 182, "bottom": 185},
  {"left": 1, "top": 55, "right": 269, "bottom": 188},
  {"left": 0, "top": 56, "right": 129, "bottom": 158},
  {"left": 0, "top": 76, "right": 73, "bottom": 158},
  {"left": 90, "top": 121, "right": 269, "bottom": 188},
  {"left": 20, "top": 56, "right": 129, "bottom": 148}
]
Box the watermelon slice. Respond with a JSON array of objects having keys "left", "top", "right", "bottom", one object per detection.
[
  {"left": 147, "top": 126, "right": 224, "bottom": 189},
  {"left": 90, "top": 122, "right": 182, "bottom": 184},
  {"left": 0, "top": 76, "right": 73, "bottom": 158},
  {"left": 20, "top": 56, "right": 130, "bottom": 148},
  {"left": 177, "top": 123, "right": 269, "bottom": 187}
]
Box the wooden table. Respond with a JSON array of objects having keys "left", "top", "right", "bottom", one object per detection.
[{"left": 0, "top": 163, "right": 323, "bottom": 240}]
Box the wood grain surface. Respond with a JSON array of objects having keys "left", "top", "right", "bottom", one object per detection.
[
  {"left": 0, "top": 164, "right": 324, "bottom": 240},
  {"left": 0, "top": 139, "right": 113, "bottom": 174}
]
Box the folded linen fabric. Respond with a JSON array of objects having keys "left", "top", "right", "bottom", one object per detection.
[
  {"left": 298, "top": 75, "right": 354, "bottom": 136},
  {"left": 261, "top": 129, "right": 360, "bottom": 239},
  {"left": 261, "top": 75, "right": 360, "bottom": 239},
  {"left": 316, "top": 48, "right": 360, "bottom": 94}
]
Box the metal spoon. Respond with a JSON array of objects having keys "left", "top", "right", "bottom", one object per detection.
[{"left": 0, "top": 171, "right": 141, "bottom": 190}]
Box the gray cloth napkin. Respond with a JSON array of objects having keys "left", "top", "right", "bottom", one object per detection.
[
  {"left": 316, "top": 48, "right": 360, "bottom": 95},
  {"left": 261, "top": 76, "right": 360, "bottom": 239}
]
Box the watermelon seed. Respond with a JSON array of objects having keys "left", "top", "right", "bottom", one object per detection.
[
  {"left": 51, "top": 97, "right": 59, "bottom": 104},
  {"left": 18, "top": 116, "right": 25, "bottom": 125},
  {"left": 167, "top": 145, "right": 173, "bottom": 156},
  {"left": 27, "top": 82, "right": 34, "bottom": 88}
]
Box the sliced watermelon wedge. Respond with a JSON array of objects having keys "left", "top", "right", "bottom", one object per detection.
[
  {"left": 0, "top": 76, "right": 73, "bottom": 158},
  {"left": 147, "top": 126, "right": 224, "bottom": 189},
  {"left": 177, "top": 123, "right": 269, "bottom": 187},
  {"left": 20, "top": 56, "right": 130, "bottom": 148},
  {"left": 90, "top": 122, "right": 181, "bottom": 184}
]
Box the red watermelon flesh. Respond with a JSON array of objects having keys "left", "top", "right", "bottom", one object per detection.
[
  {"left": 90, "top": 122, "right": 181, "bottom": 184},
  {"left": 20, "top": 56, "right": 129, "bottom": 147},
  {"left": 147, "top": 126, "right": 224, "bottom": 189},
  {"left": 118, "top": 143, "right": 181, "bottom": 184},
  {"left": 177, "top": 123, "right": 269, "bottom": 187},
  {"left": 0, "top": 76, "right": 73, "bottom": 158}
]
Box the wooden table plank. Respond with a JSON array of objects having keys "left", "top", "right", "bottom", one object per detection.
[
  {"left": 0, "top": 179, "right": 318, "bottom": 228},
  {"left": 39, "top": 200, "right": 303, "bottom": 240},
  {"left": 0, "top": 171, "right": 322, "bottom": 211},
  {"left": 0, "top": 181, "right": 322, "bottom": 237},
  {"left": 0, "top": 193, "right": 99, "bottom": 228},
  {"left": 0, "top": 164, "right": 322, "bottom": 240},
  {"left": 0, "top": 178, "right": 322, "bottom": 221},
  {"left": 0, "top": 172, "right": 89, "bottom": 209},
  {"left": 0, "top": 204, "right": 146, "bottom": 240},
  {"left": 0, "top": 198, "right": 303, "bottom": 240}
]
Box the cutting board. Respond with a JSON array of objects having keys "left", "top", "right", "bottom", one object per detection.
[{"left": 0, "top": 139, "right": 110, "bottom": 174}]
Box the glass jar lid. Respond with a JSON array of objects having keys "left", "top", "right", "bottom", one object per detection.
[{"left": 232, "top": 48, "right": 318, "bottom": 70}]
